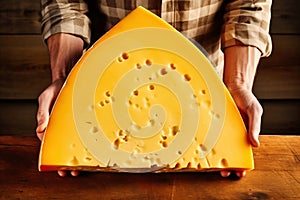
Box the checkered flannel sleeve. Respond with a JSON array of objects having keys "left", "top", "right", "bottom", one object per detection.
[
  {"left": 222, "top": 0, "right": 272, "bottom": 57},
  {"left": 41, "top": 0, "right": 91, "bottom": 46}
]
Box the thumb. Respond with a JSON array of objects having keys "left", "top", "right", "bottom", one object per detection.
[
  {"left": 247, "top": 99, "right": 263, "bottom": 147},
  {"left": 36, "top": 79, "right": 64, "bottom": 141},
  {"left": 36, "top": 108, "right": 49, "bottom": 141},
  {"left": 36, "top": 96, "right": 51, "bottom": 141}
]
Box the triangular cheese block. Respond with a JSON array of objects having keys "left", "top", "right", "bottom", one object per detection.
[{"left": 39, "top": 6, "right": 254, "bottom": 172}]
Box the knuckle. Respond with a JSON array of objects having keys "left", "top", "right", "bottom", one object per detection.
[{"left": 255, "top": 101, "right": 263, "bottom": 115}]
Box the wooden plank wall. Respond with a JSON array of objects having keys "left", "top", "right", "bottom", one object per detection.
[{"left": 0, "top": 0, "right": 299, "bottom": 135}]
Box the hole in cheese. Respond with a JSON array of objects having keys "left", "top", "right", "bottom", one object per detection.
[
  {"left": 221, "top": 158, "right": 229, "bottom": 167},
  {"left": 184, "top": 74, "right": 191, "bottom": 81},
  {"left": 89, "top": 126, "right": 98, "bottom": 134},
  {"left": 170, "top": 63, "right": 176, "bottom": 70},
  {"left": 122, "top": 52, "right": 129, "bottom": 60},
  {"left": 200, "top": 144, "right": 207, "bottom": 152},
  {"left": 170, "top": 126, "right": 179, "bottom": 136},
  {"left": 149, "top": 85, "right": 155, "bottom": 90},
  {"left": 133, "top": 90, "right": 139, "bottom": 96},
  {"left": 98, "top": 101, "right": 105, "bottom": 107},
  {"left": 145, "top": 59, "right": 152, "bottom": 66},
  {"left": 117, "top": 130, "right": 125, "bottom": 137},
  {"left": 200, "top": 89, "right": 206, "bottom": 95},
  {"left": 161, "top": 135, "right": 167, "bottom": 140},
  {"left": 211, "top": 148, "right": 217, "bottom": 155},
  {"left": 136, "top": 63, "right": 142, "bottom": 69},
  {"left": 113, "top": 139, "right": 120, "bottom": 150},
  {"left": 117, "top": 57, "right": 123, "bottom": 62},
  {"left": 104, "top": 99, "right": 110, "bottom": 104},
  {"left": 122, "top": 135, "right": 129, "bottom": 142},
  {"left": 105, "top": 91, "right": 111, "bottom": 97},
  {"left": 70, "top": 156, "right": 79, "bottom": 165},
  {"left": 160, "top": 68, "right": 168, "bottom": 75},
  {"left": 202, "top": 100, "right": 211, "bottom": 108},
  {"left": 186, "top": 162, "right": 192, "bottom": 168},
  {"left": 174, "top": 163, "right": 181, "bottom": 169},
  {"left": 197, "top": 163, "right": 201, "bottom": 169},
  {"left": 214, "top": 113, "right": 220, "bottom": 119},
  {"left": 161, "top": 141, "right": 168, "bottom": 148},
  {"left": 84, "top": 156, "right": 92, "bottom": 162}
]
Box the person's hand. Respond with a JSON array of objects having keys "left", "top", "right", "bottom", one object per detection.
[
  {"left": 36, "top": 33, "right": 84, "bottom": 176},
  {"left": 36, "top": 79, "right": 64, "bottom": 140},
  {"left": 221, "top": 45, "right": 263, "bottom": 179},
  {"left": 36, "top": 79, "right": 79, "bottom": 177},
  {"left": 220, "top": 86, "right": 263, "bottom": 178},
  {"left": 228, "top": 86, "right": 262, "bottom": 148}
]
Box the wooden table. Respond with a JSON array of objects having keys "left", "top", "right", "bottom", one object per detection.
[{"left": 0, "top": 135, "right": 299, "bottom": 200}]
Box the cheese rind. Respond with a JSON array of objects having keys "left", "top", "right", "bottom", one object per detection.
[{"left": 39, "top": 6, "right": 254, "bottom": 172}]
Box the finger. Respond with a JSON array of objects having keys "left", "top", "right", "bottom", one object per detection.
[
  {"left": 71, "top": 170, "right": 80, "bottom": 177},
  {"left": 57, "top": 170, "right": 67, "bottom": 177},
  {"left": 36, "top": 109, "right": 49, "bottom": 140},
  {"left": 36, "top": 131, "right": 45, "bottom": 141},
  {"left": 36, "top": 92, "right": 53, "bottom": 124},
  {"left": 36, "top": 83, "right": 60, "bottom": 140},
  {"left": 220, "top": 170, "right": 231, "bottom": 177},
  {"left": 247, "top": 102, "right": 263, "bottom": 147},
  {"left": 36, "top": 99, "right": 52, "bottom": 140},
  {"left": 235, "top": 171, "right": 247, "bottom": 178}
]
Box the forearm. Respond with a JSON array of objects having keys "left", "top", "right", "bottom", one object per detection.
[
  {"left": 223, "top": 46, "right": 261, "bottom": 91},
  {"left": 41, "top": 0, "right": 91, "bottom": 47},
  {"left": 47, "top": 33, "right": 84, "bottom": 82}
]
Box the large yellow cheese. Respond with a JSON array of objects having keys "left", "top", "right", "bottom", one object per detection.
[{"left": 39, "top": 6, "right": 254, "bottom": 172}]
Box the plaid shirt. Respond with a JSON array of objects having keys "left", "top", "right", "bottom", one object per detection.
[{"left": 41, "top": 0, "right": 272, "bottom": 76}]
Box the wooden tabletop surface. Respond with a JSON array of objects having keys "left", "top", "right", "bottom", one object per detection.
[{"left": 0, "top": 135, "right": 299, "bottom": 200}]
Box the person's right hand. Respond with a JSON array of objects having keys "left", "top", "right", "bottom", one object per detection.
[
  {"left": 36, "top": 79, "right": 64, "bottom": 141},
  {"left": 36, "top": 33, "right": 84, "bottom": 176},
  {"left": 36, "top": 78, "right": 80, "bottom": 177}
]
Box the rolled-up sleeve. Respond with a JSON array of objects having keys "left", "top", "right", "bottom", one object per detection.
[
  {"left": 222, "top": 0, "right": 272, "bottom": 57},
  {"left": 41, "top": 0, "right": 91, "bottom": 46}
]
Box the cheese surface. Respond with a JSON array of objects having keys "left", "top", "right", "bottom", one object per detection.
[{"left": 39, "top": 6, "right": 254, "bottom": 172}]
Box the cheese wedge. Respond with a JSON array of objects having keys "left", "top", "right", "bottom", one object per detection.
[{"left": 39, "top": 6, "right": 254, "bottom": 172}]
